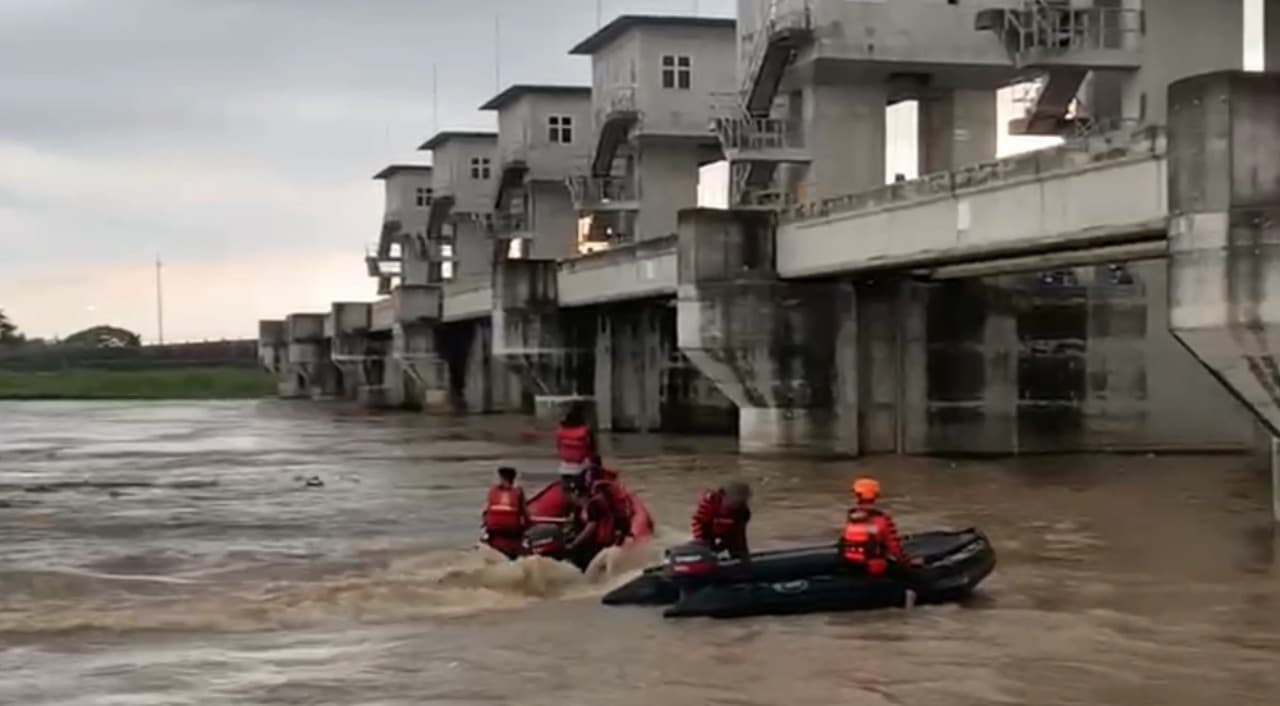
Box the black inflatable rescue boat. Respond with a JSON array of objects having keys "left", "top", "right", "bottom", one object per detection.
[{"left": 602, "top": 529, "right": 995, "bottom": 619}]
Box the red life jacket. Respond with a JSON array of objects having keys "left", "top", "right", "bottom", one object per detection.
[
  {"left": 556, "top": 425, "right": 592, "bottom": 464},
  {"left": 841, "top": 508, "right": 888, "bottom": 576},
  {"left": 692, "top": 490, "right": 749, "bottom": 555},
  {"left": 708, "top": 492, "right": 744, "bottom": 539},
  {"left": 579, "top": 484, "right": 620, "bottom": 547},
  {"left": 483, "top": 484, "right": 524, "bottom": 534},
  {"left": 586, "top": 468, "right": 632, "bottom": 524}
]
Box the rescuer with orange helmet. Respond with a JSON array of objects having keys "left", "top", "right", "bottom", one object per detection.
[{"left": 839, "top": 477, "right": 914, "bottom": 575}]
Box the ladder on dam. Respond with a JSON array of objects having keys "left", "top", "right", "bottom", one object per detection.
[{"left": 712, "top": 0, "right": 813, "bottom": 208}]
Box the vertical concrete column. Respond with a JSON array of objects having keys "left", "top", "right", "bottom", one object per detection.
[
  {"left": 603, "top": 305, "right": 665, "bottom": 432},
  {"left": 982, "top": 291, "right": 1020, "bottom": 452},
  {"left": 917, "top": 89, "right": 998, "bottom": 175},
  {"left": 593, "top": 313, "right": 614, "bottom": 431},
  {"left": 1272, "top": 437, "right": 1280, "bottom": 522},
  {"left": 899, "top": 282, "right": 930, "bottom": 454},
  {"left": 1166, "top": 71, "right": 1280, "bottom": 521},
  {"left": 612, "top": 312, "right": 638, "bottom": 430},
  {"left": 801, "top": 82, "right": 886, "bottom": 201},
  {"left": 462, "top": 319, "right": 491, "bottom": 413},
  {"left": 641, "top": 305, "right": 664, "bottom": 430},
  {"left": 855, "top": 284, "right": 900, "bottom": 452},
  {"left": 394, "top": 322, "right": 449, "bottom": 411},
  {"left": 1267, "top": 0, "right": 1280, "bottom": 71},
  {"left": 492, "top": 259, "right": 572, "bottom": 414},
  {"left": 637, "top": 143, "right": 701, "bottom": 241}
]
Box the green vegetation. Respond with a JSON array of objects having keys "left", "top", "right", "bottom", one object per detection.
[
  {"left": 0, "top": 367, "right": 276, "bottom": 400},
  {"left": 0, "top": 308, "right": 23, "bottom": 346}
]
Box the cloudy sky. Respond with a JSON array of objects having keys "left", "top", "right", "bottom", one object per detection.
[
  {"left": 0, "top": 0, "right": 743, "bottom": 341},
  {"left": 5, "top": 0, "right": 1256, "bottom": 342}
]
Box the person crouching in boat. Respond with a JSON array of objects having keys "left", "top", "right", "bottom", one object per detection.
[
  {"left": 690, "top": 481, "right": 752, "bottom": 560},
  {"left": 582, "top": 455, "right": 632, "bottom": 534},
  {"left": 481, "top": 466, "right": 531, "bottom": 559},
  {"left": 839, "top": 477, "right": 916, "bottom": 576},
  {"left": 555, "top": 401, "right": 597, "bottom": 478},
  {"left": 565, "top": 474, "right": 628, "bottom": 570}
]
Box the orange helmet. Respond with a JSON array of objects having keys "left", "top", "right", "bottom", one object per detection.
[{"left": 851, "top": 477, "right": 880, "bottom": 502}]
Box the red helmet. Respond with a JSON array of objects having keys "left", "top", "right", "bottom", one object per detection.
[{"left": 852, "top": 477, "right": 880, "bottom": 503}]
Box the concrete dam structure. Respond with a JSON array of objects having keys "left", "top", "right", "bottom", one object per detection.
[{"left": 258, "top": 1, "right": 1280, "bottom": 493}]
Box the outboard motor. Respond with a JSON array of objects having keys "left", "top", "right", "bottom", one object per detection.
[
  {"left": 525, "top": 524, "right": 566, "bottom": 560},
  {"left": 664, "top": 541, "right": 721, "bottom": 596}
]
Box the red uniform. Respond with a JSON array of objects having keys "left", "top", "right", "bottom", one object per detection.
[
  {"left": 690, "top": 489, "right": 751, "bottom": 558},
  {"left": 482, "top": 483, "right": 528, "bottom": 559},
  {"left": 840, "top": 507, "right": 907, "bottom": 576},
  {"left": 555, "top": 425, "right": 594, "bottom": 466},
  {"left": 581, "top": 486, "right": 621, "bottom": 548},
  {"left": 567, "top": 482, "right": 623, "bottom": 569},
  {"left": 583, "top": 466, "right": 631, "bottom": 531}
]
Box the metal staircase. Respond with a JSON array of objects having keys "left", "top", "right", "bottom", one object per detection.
[
  {"left": 366, "top": 220, "right": 403, "bottom": 295},
  {"left": 977, "top": 0, "right": 1142, "bottom": 136},
  {"left": 741, "top": 2, "right": 812, "bottom": 117},
  {"left": 713, "top": 0, "right": 813, "bottom": 207},
  {"left": 565, "top": 174, "right": 637, "bottom": 210},
  {"left": 493, "top": 159, "right": 528, "bottom": 211},
  {"left": 1010, "top": 70, "right": 1090, "bottom": 135},
  {"left": 590, "top": 87, "right": 640, "bottom": 177}
]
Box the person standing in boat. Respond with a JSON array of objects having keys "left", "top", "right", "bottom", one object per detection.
[
  {"left": 555, "top": 401, "right": 597, "bottom": 478},
  {"left": 690, "top": 481, "right": 752, "bottom": 559},
  {"left": 481, "top": 466, "right": 531, "bottom": 559},
  {"left": 839, "top": 477, "right": 915, "bottom": 575}
]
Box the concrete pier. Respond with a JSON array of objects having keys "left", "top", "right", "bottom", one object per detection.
[
  {"left": 917, "top": 89, "right": 998, "bottom": 175},
  {"left": 677, "top": 208, "right": 857, "bottom": 454},
  {"left": 1166, "top": 70, "right": 1280, "bottom": 520}
]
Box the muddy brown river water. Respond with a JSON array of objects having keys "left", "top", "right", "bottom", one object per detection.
[{"left": 1, "top": 400, "right": 1278, "bottom": 705}]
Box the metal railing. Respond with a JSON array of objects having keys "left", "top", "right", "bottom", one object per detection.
[
  {"left": 492, "top": 211, "right": 530, "bottom": 236},
  {"left": 1063, "top": 116, "right": 1145, "bottom": 141},
  {"left": 736, "top": 189, "right": 796, "bottom": 210},
  {"left": 712, "top": 115, "right": 804, "bottom": 152},
  {"left": 593, "top": 85, "right": 639, "bottom": 127},
  {"left": 782, "top": 124, "right": 1165, "bottom": 224},
  {"left": 1004, "top": 1, "right": 1143, "bottom": 56},
  {"left": 565, "top": 175, "right": 637, "bottom": 206}
]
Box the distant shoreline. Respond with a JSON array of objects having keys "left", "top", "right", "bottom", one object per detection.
[{"left": 0, "top": 367, "right": 275, "bottom": 400}]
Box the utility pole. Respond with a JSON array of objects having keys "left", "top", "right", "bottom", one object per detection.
[
  {"left": 155, "top": 256, "right": 165, "bottom": 345},
  {"left": 432, "top": 64, "right": 439, "bottom": 136},
  {"left": 596, "top": 0, "right": 602, "bottom": 27},
  {"left": 493, "top": 13, "right": 501, "bottom": 92}
]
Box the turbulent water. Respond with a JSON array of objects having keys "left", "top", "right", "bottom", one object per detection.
[{"left": 1, "top": 400, "right": 1278, "bottom": 705}]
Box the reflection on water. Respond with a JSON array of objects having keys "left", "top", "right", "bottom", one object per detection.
[{"left": 0, "top": 400, "right": 1277, "bottom": 705}]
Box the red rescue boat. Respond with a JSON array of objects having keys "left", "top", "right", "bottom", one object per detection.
[{"left": 522, "top": 476, "right": 655, "bottom": 567}]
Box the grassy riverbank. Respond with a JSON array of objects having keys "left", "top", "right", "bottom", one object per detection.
[{"left": 0, "top": 367, "right": 276, "bottom": 400}]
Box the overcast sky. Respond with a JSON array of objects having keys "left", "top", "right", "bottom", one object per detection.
[
  {"left": 2, "top": 0, "right": 1260, "bottom": 342},
  {"left": 0, "top": 0, "right": 738, "bottom": 341}
]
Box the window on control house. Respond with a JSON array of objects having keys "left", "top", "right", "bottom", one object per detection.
[
  {"left": 662, "top": 55, "right": 691, "bottom": 90},
  {"left": 415, "top": 187, "right": 433, "bottom": 207},
  {"left": 548, "top": 115, "right": 574, "bottom": 144},
  {"left": 470, "top": 157, "right": 491, "bottom": 180}
]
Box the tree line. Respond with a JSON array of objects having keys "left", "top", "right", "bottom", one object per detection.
[{"left": 0, "top": 309, "right": 142, "bottom": 349}]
